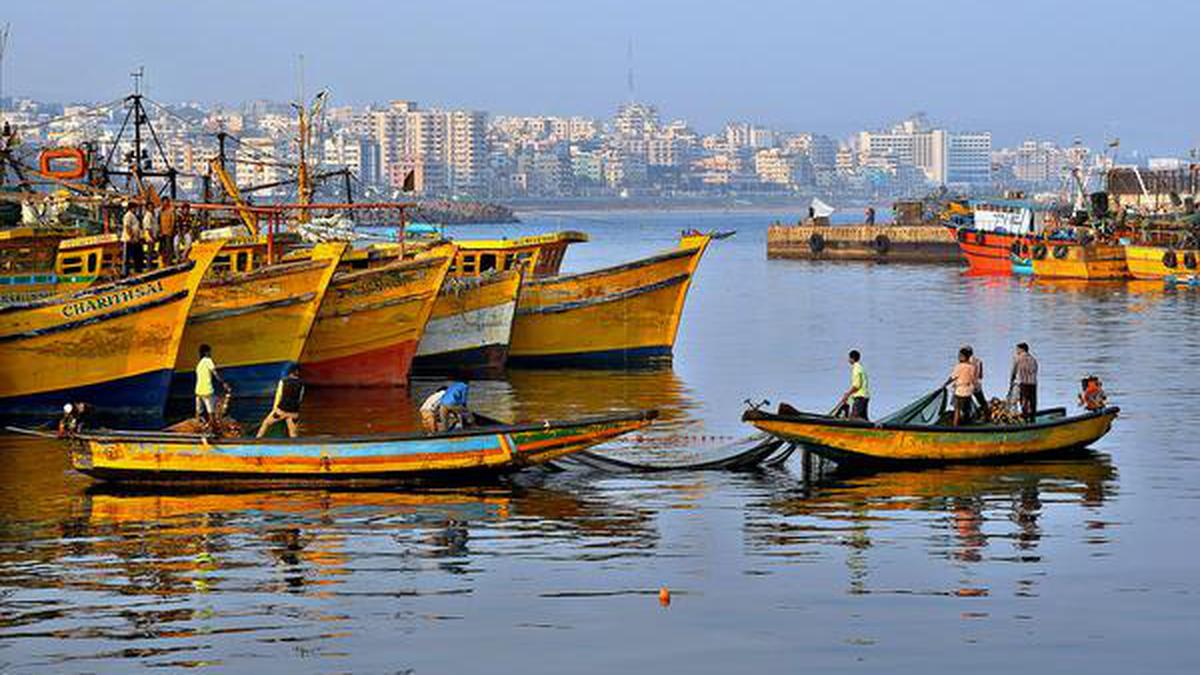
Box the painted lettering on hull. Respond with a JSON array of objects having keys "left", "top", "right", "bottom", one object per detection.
[{"left": 61, "top": 280, "right": 166, "bottom": 318}]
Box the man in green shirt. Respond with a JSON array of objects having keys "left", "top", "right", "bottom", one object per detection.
[
  {"left": 836, "top": 349, "right": 871, "bottom": 420},
  {"left": 194, "top": 343, "right": 230, "bottom": 427}
]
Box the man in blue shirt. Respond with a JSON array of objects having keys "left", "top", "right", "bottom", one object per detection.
[{"left": 437, "top": 381, "right": 473, "bottom": 430}]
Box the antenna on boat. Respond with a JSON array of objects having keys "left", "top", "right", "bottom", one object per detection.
[
  {"left": 626, "top": 38, "right": 635, "bottom": 102},
  {"left": 0, "top": 23, "right": 10, "bottom": 123},
  {"left": 98, "top": 67, "right": 178, "bottom": 200}
]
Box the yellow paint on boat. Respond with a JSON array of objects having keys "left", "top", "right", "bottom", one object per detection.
[
  {"left": 452, "top": 231, "right": 587, "bottom": 278},
  {"left": 508, "top": 235, "right": 709, "bottom": 362},
  {"left": 430, "top": 268, "right": 522, "bottom": 322},
  {"left": 0, "top": 228, "right": 117, "bottom": 305},
  {"left": 1032, "top": 242, "right": 1128, "bottom": 280},
  {"left": 0, "top": 241, "right": 223, "bottom": 404},
  {"left": 174, "top": 242, "right": 347, "bottom": 382},
  {"left": 747, "top": 409, "right": 1117, "bottom": 463},
  {"left": 66, "top": 414, "right": 652, "bottom": 483},
  {"left": 1124, "top": 244, "right": 1200, "bottom": 279}
]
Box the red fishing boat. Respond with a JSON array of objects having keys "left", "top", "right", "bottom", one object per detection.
[{"left": 950, "top": 198, "right": 1056, "bottom": 275}]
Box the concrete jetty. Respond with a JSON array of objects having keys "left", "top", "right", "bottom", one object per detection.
[{"left": 767, "top": 222, "right": 962, "bottom": 263}]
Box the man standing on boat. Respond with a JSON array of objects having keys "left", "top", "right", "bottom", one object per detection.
[
  {"left": 1009, "top": 343, "right": 1039, "bottom": 422},
  {"left": 256, "top": 365, "right": 304, "bottom": 438},
  {"left": 837, "top": 350, "right": 871, "bottom": 420},
  {"left": 949, "top": 348, "right": 979, "bottom": 426},
  {"left": 963, "top": 345, "right": 987, "bottom": 420},
  {"left": 120, "top": 203, "right": 143, "bottom": 275},
  {"left": 195, "top": 344, "right": 231, "bottom": 431}
]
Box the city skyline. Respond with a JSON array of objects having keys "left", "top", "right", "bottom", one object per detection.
[{"left": 2, "top": 0, "right": 1199, "bottom": 154}]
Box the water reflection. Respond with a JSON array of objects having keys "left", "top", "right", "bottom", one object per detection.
[{"left": 749, "top": 452, "right": 1117, "bottom": 597}]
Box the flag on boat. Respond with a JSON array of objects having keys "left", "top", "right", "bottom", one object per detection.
[{"left": 811, "top": 197, "right": 835, "bottom": 218}]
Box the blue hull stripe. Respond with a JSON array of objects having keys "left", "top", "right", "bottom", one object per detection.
[
  {"left": 0, "top": 369, "right": 173, "bottom": 417},
  {"left": 508, "top": 345, "right": 672, "bottom": 369},
  {"left": 131, "top": 434, "right": 503, "bottom": 459},
  {"left": 171, "top": 360, "right": 293, "bottom": 399}
]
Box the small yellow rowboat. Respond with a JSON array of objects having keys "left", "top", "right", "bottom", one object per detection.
[
  {"left": 743, "top": 389, "right": 1118, "bottom": 465},
  {"left": 13, "top": 410, "right": 655, "bottom": 487}
]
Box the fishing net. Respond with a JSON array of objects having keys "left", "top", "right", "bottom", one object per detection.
[
  {"left": 879, "top": 388, "right": 947, "bottom": 426},
  {"left": 549, "top": 433, "right": 798, "bottom": 473}
]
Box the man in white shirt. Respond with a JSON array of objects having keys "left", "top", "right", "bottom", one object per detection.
[{"left": 419, "top": 387, "right": 447, "bottom": 432}]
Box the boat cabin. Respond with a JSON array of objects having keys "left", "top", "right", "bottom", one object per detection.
[
  {"left": 451, "top": 231, "right": 587, "bottom": 278},
  {"left": 971, "top": 199, "right": 1061, "bottom": 236}
]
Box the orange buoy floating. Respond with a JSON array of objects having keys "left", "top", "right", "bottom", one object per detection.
[{"left": 658, "top": 586, "right": 671, "bottom": 606}]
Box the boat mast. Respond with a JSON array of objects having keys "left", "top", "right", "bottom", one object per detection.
[{"left": 101, "top": 68, "right": 178, "bottom": 201}]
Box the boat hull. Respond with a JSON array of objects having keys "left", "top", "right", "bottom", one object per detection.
[
  {"left": 0, "top": 243, "right": 222, "bottom": 418},
  {"left": 300, "top": 250, "right": 453, "bottom": 387},
  {"left": 1124, "top": 244, "right": 1200, "bottom": 280},
  {"left": 1032, "top": 242, "right": 1128, "bottom": 280},
  {"left": 172, "top": 243, "right": 344, "bottom": 398},
  {"left": 508, "top": 235, "right": 709, "bottom": 367},
  {"left": 413, "top": 270, "right": 520, "bottom": 377},
  {"left": 744, "top": 407, "right": 1118, "bottom": 464},
  {"left": 61, "top": 411, "right": 656, "bottom": 486},
  {"left": 952, "top": 227, "right": 1018, "bottom": 275}
]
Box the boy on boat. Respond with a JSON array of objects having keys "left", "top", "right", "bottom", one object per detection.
[
  {"left": 948, "top": 348, "right": 979, "bottom": 426},
  {"left": 1009, "top": 343, "right": 1039, "bottom": 422},
  {"left": 256, "top": 365, "right": 305, "bottom": 438},
  {"left": 195, "top": 344, "right": 231, "bottom": 432},
  {"left": 836, "top": 350, "right": 870, "bottom": 420},
  {"left": 1079, "top": 376, "right": 1108, "bottom": 411}
]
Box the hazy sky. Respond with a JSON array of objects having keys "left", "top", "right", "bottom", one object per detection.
[{"left": 3, "top": 0, "right": 1197, "bottom": 153}]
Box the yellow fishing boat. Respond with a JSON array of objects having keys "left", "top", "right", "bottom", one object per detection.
[
  {"left": 1124, "top": 244, "right": 1200, "bottom": 280},
  {"left": 171, "top": 241, "right": 347, "bottom": 397},
  {"left": 25, "top": 410, "right": 656, "bottom": 486},
  {"left": 0, "top": 241, "right": 223, "bottom": 418},
  {"left": 452, "top": 231, "right": 587, "bottom": 278},
  {"left": 507, "top": 234, "right": 710, "bottom": 367},
  {"left": 1030, "top": 239, "right": 1128, "bottom": 280},
  {"left": 0, "top": 228, "right": 120, "bottom": 305},
  {"left": 413, "top": 268, "right": 522, "bottom": 377},
  {"left": 300, "top": 244, "right": 455, "bottom": 387},
  {"left": 743, "top": 389, "right": 1118, "bottom": 465}
]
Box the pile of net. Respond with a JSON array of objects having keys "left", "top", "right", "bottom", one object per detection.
[{"left": 986, "top": 397, "right": 1026, "bottom": 425}]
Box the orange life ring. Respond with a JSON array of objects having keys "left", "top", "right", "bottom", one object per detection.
[{"left": 38, "top": 147, "right": 88, "bottom": 180}]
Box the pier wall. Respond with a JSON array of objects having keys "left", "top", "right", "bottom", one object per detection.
[{"left": 767, "top": 224, "right": 962, "bottom": 263}]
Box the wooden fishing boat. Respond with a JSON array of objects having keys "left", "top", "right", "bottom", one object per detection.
[
  {"left": 1031, "top": 239, "right": 1128, "bottom": 280},
  {"left": 0, "top": 241, "right": 223, "bottom": 418},
  {"left": 412, "top": 268, "right": 522, "bottom": 377},
  {"left": 299, "top": 245, "right": 455, "bottom": 387},
  {"left": 171, "top": 241, "right": 346, "bottom": 397},
  {"left": 0, "top": 229, "right": 121, "bottom": 305},
  {"left": 452, "top": 231, "right": 587, "bottom": 278},
  {"left": 507, "top": 234, "right": 710, "bottom": 367},
  {"left": 22, "top": 410, "right": 656, "bottom": 486},
  {"left": 742, "top": 389, "right": 1118, "bottom": 465},
  {"left": 1124, "top": 244, "right": 1200, "bottom": 280},
  {"left": 950, "top": 198, "right": 1054, "bottom": 275}
]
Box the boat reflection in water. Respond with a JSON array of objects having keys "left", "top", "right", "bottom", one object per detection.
[{"left": 750, "top": 452, "right": 1117, "bottom": 596}]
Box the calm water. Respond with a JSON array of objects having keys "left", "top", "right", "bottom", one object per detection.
[{"left": 2, "top": 210, "right": 1199, "bottom": 673}]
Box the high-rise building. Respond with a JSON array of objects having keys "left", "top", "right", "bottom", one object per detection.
[
  {"left": 614, "top": 102, "right": 659, "bottom": 138},
  {"left": 445, "top": 110, "right": 487, "bottom": 193},
  {"left": 945, "top": 132, "right": 992, "bottom": 186}
]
